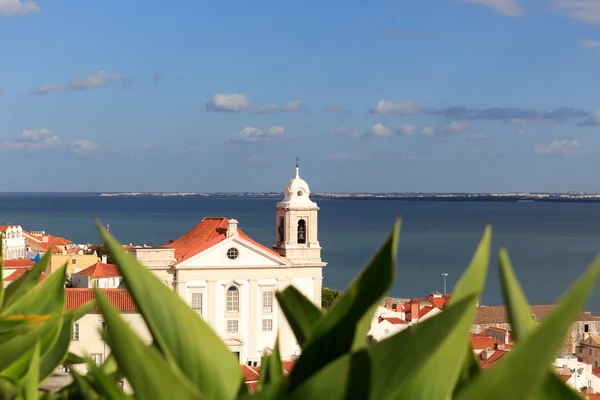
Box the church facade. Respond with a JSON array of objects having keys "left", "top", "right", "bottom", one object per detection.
[{"left": 129, "top": 166, "right": 326, "bottom": 365}]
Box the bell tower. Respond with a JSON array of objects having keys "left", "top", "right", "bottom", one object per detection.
[{"left": 273, "top": 159, "right": 323, "bottom": 265}]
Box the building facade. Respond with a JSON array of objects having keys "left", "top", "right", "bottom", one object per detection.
[
  {"left": 129, "top": 166, "right": 326, "bottom": 366},
  {"left": 0, "top": 225, "right": 27, "bottom": 260}
]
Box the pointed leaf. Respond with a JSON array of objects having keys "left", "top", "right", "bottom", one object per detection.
[
  {"left": 258, "top": 338, "right": 284, "bottom": 391},
  {"left": 2, "top": 250, "right": 52, "bottom": 310},
  {"left": 95, "top": 290, "right": 200, "bottom": 399},
  {"left": 395, "top": 225, "right": 491, "bottom": 400},
  {"left": 71, "top": 300, "right": 97, "bottom": 321},
  {"left": 498, "top": 249, "right": 580, "bottom": 399},
  {"left": 39, "top": 314, "right": 74, "bottom": 381},
  {"left": 2, "top": 264, "right": 66, "bottom": 316},
  {"left": 70, "top": 371, "right": 101, "bottom": 399},
  {"left": 20, "top": 341, "right": 40, "bottom": 400},
  {"left": 0, "top": 315, "right": 59, "bottom": 371},
  {"left": 97, "top": 221, "right": 242, "bottom": 399},
  {"left": 288, "top": 294, "right": 478, "bottom": 399},
  {"left": 288, "top": 218, "right": 400, "bottom": 392},
  {"left": 275, "top": 287, "right": 322, "bottom": 347},
  {"left": 84, "top": 360, "right": 129, "bottom": 400},
  {"left": 457, "top": 254, "right": 600, "bottom": 400}
]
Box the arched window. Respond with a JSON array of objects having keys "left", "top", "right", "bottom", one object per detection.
[
  {"left": 297, "top": 219, "right": 306, "bottom": 244},
  {"left": 226, "top": 286, "right": 239, "bottom": 313},
  {"left": 278, "top": 216, "right": 285, "bottom": 243}
]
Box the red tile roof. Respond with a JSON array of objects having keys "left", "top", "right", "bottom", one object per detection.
[
  {"left": 4, "top": 269, "right": 47, "bottom": 282},
  {"left": 0, "top": 225, "right": 19, "bottom": 233},
  {"left": 592, "top": 367, "right": 600, "bottom": 379},
  {"left": 65, "top": 289, "right": 136, "bottom": 312},
  {"left": 75, "top": 262, "right": 120, "bottom": 278},
  {"left": 242, "top": 360, "right": 295, "bottom": 392},
  {"left": 419, "top": 306, "right": 435, "bottom": 318},
  {"left": 475, "top": 305, "right": 600, "bottom": 324},
  {"left": 164, "top": 217, "right": 283, "bottom": 264},
  {"left": 470, "top": 334, "right": 499, "bottom": 350},
  {"left": 240, "top": 365, "right": 260, "bottom": 381},
  {"left": 479, "top": 349, "right": 508, "bottom": 368},
  {"left": 383, "top": 317, "right": 408, "bottom": 325},
  {"left": 558, "top": 374, "right": 571, "bottom": 382},
  {"left": 3, "top": 259, "right": 35, "bottom": 268}
]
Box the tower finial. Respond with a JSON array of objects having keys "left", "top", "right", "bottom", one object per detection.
[
  {"left": 295, "top": 156, "right": 299, "bottom": 169},
  {"left": 294, "top": 157, "right": 300, "bottom": 178}
]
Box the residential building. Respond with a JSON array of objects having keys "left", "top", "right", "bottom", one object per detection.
[
  {"left": 577, "top": 336, "right": 600, "bottom": 368},
  {"left": 368, "top": 305, "right": 408, "bottom": 341},
  {"left": 129, "top": 165, "right": 326, "bottom": 366},
  {"left": 554, "top": 353, "right": 600, "bottom": 393},
  {"left": 0, "top": 225, "right": 27, "bottom": 260},
  {"left": 24, "top": 230, "right": 99, "bottom": 275},
  {"left": 383, "top": 292, "right": 451, "bottom": 324},
  {"left": 64, "top": 288, "right": 150, "bottom": 393},
  {"left": 71, "top": 257, "right": 123, "bottom": 289},
  {"left": 472, "top": 305, "right": 600, "bottom": 353}
]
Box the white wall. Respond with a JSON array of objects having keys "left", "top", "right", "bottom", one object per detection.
[{"left": 3, "top": 226, "right": 26, "bottom": 260}]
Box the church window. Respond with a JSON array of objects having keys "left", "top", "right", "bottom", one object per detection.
[
  {"left": 262, "top": 319, "right": 273, "bottom": 331},
  {"left": 227, "top": 247, "right": 239, "bottom": 260},
  {"left": 192, "top": 293, "right": 203, "bottom": 314},
  {"left": 263, "top": 291, "right": 273, "bottom": 313},
  {"left": 297, "top": 219, "right": 306, "bottom": 244},
  {"left": 585, "top": 323, "right": 590, "bottom": 333},
  {"left": 226, "top": 286, "right": 239, "bottom": 313},
  {"left": 227, "top": 320, "right": 238, "bottom": 333},
  {"left": 278, "top": 216, "right": 285, "bottom": 243}
]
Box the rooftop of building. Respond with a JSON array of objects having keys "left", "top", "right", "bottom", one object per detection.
[
  {"left": 74, "top": 262, "right": 120, "bottom": 278},
  {"left": 65, "top": 288, "right": 136, "bottom": 312},
  {"left": 474, "top": 305, "right": 600, "bottom": 324}
]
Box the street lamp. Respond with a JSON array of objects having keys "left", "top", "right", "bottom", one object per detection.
[{"left": 441, "top": 273, "right": 449, "bottom": 295}]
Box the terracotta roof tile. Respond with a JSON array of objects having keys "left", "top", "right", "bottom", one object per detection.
[
  {"left": 557, "top": 374, "right": 571, "bottom": 382},
  {"left": 474, "top": 305, "right": 600, "bottom": 324},
  {"left": 419, "top": 306, "right": 435, "bottom": 318},
  {"left": 479, "top": 349, "right": 508, "bottom": 368},
  {"left": 0, "top": 225, "right": 19, "bottom": 233},
  {"left": 240, "top": 365, "right": 259, "bottom": 381},
  {"left": 383, "top": 317, "right": 408, "bottom": 325},
  {"left": 470, "top": 334, "right": 500, "bottom": 350},
  {"left": 164, "top": 217, "right": 283, "bottom": 264},
  {"left": 3, "top": 259, "right": 35, "bottom": 268},
  {"left": 65, "top": 289, "right": 136, "bottom": 312},
  {"left": 75, "top": 262, "right": 120, "bottom": 278},
  {"left": 4, "top": 269, "right": 47, "bottom": 282}
]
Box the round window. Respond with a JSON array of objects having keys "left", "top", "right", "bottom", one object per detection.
[
  {"left": 297, "top": 190, "right": 303, "bottom": 197},
  {"left": 227, "top": 247, "right": 239, "bottom": 260}
]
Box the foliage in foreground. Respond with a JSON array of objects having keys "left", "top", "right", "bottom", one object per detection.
[{"left": 0, "top": 219, "right": 597, "bottom": 399}]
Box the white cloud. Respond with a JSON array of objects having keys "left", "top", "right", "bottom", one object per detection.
[
  {"left": 467, "top": 133, "right": 491, "bottom": 140},
  {"left": 19, "top": 128, "right": 56, "bottom": 142},
  {"left": 230, "top": 126, "right": 287, "bottom": 143},
  {"left": 516, "top": 128, "right": 527, "bottom": 135},
  {"left": 534, "top": 139, "right": 580, "bottom": 156},
  {"left": 250, "top": 99, "right": 302, "bottom": 114},
  {"left": 370, "top": 100, "right": 424, "bottom": 115},
  {"left": 580, "top": 39, "right": 600, "bottom": 47},
  {"left": 401, "top": 124, "right": 416, "bottom": 136},
  {"left": 70, "top": 139, "right": 99, "bottom": 155},
  {"left": 553, "top": 0, "right": 600, "bottom": 24},
  {"left": 205, "top": 93, "right": 249, "bottom": 112},
  {"left": 444, "top": 120, "right": 470, "bottom": 134},
  {"left": 370, "top": 123, "right": 393, "bottom": 137},
  {"left": 329, "top": 152, "right": 356, "bottom": 160},
  {"left": 30, "top": 71, "right": 128, "bottom": 95},
  {"left": 455, "top": 0, "right": 522, "bottom": 17},
  {"left": 421, "top": 126, "right": 435, "bottom": 136},
  {"left": 579, "top": 109, "right": 600, "bottom": 126},
  {"left": 0, "top": 0, "right": 39, "bottom": 17}
]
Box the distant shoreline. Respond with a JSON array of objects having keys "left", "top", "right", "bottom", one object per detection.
[{"left": 93, "top": 192, "right": 600, "bottom": 203}]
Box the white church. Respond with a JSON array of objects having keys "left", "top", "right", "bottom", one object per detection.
[{"left": 128, "top": 165, "right": 326, "bottom": 365}]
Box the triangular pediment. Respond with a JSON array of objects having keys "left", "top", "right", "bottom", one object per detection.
[{"left": 176, "top": 235, "right": 290, "bottom": 268}]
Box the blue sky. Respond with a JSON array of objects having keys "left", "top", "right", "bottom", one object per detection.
[{"left": 2, "top": 0, "right": 600, "bottom": 193}]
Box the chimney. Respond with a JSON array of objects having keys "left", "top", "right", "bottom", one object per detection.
[
  {"left": 42, "top": 235, "right": 49, "bottom": 243},
  {"left": 385, "top": 297, "right": 393, "bottom": 309},
  {"left": 480, "top": 349, "right": 490, "bottom": 360},
  {"left": 101, "top": 255, "right": 108, "bottom": 264},
  {"left": 505, "top": 329, "right": 509, "bottom": 344},
  {"left": 226, "top": 219, "right": 239, "bottom": 237},
  {"left": 411, "top": 302, "right": 419, "bottom": 323}
]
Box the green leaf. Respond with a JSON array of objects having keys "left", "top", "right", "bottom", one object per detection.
[
  {"left": 0, "top": 315, "right": 52, "bottom": 333},
  {"left": 39, "top": 314, "right": 74, "bottom": 381},
  {"left": 395, "top": 225, "right": 491, "bottom": 400},
  {"left": 70, "top": 371, "right": 101, "bottom": 400},
  {"left": 84, "top": 360, "right": 129, "bottom": 400},
  {"left": 96, "top": 221, "right": 242, "bottom": 399},
  {"left": 20, "top": 341, "right": 40, "bottom": 400},
  {"left": 453, "top": 345, "right": 481, "bottom": 397},
  {"left": 94, "top": 289, "right": 200, "bottom": 399},
  {"left": 257, "top": 338, "right": 284, "bottom": 392},
  {"left": 275, "top": 287, "right": 322, "bottom": 347},
  {"left": 2, "top": 250, "right": 52, "bottom": 310},
  {"left": 64, "top": 353, "right": 86, "bottom": 365},
  {"left": 2, "top": 264, "right": 66, "bottom": 316},
  {"left": 456, "top": 253, "right": 600, "bottom": 400},
  {"left": 0, "top": 315, "right": 59, "bottom": 372},
  {"left": 0, "top": 376, "right": 19, "bottom": 399},
  {"left": 288, "top": 294, "right": 479, "bottom": 400},
  {"left": 498, "top": 249, "right": 581, "bottom": 399},
  {"left": 71, "top": 300, "right": 97, "bottom": 321},
  {"left": 288, "top": 218, "right": 401, "bottom": 392}
]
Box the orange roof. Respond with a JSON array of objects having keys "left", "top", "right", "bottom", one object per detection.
[
  {"left": 4, "top": 269, "right": 47, "bottom": 282},
  {"left": 240, "top": 365, "right": 259, "bottom": 381},
  {"left": 164, "top": 217, "right": 283, "bottom": 264},
  {"left": 470, "top": 334, "right": 499, "bottom": 350},
  {"left": 419, "top": 306, "right": 435, "bottom": 318},
  {"left": 65, "top": 289, "right": 136, "bottom": 312},
  {"left": 242, "top": 360, "right": 295, "bottom": 392},
  {"left": 592, "top": 367, "right": 600, "bottom": 379},
  {"left": 557, "top": 374, "right": 571, "bottom": 382},
  {"left": 479, "top": 349, "right": 508, "bottom": 368},
  {"left": 0, "top": 225, "right": 19, "bottom": 233},
  {"left": 75, "top": 262, "right": 120, "bottom": 278},
  {"left": 3, "top": 259, "right": 35, "bottom": 268},
  {"left": 383, "top": 317, "right": 408, "bottom": 325}
]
